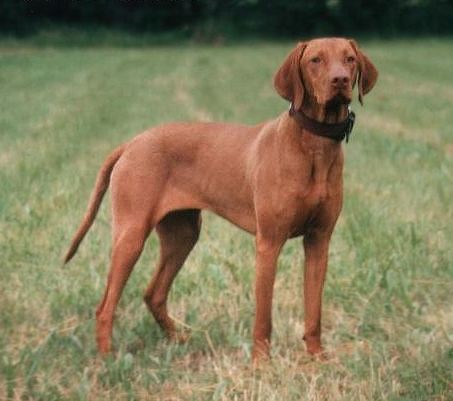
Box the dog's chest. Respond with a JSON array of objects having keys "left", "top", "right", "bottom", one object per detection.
[
  {"left": 272, "top": 152, "right": 342, "bottom": 236},
  {"left": 291, "top": 185, "right": 332, "bottom": 235}
]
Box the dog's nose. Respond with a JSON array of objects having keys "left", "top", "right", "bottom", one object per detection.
[{"left": 331, "top": 75, "right": 350, "bottom": 88}]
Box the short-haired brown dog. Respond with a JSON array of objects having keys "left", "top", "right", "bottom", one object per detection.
[{"left": 65, "top": 38, "right": 378, "bottom": 362}]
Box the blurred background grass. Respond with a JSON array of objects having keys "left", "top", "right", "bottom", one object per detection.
[{"left": 1, "top": 2, "right": 453, "bottom": 400}]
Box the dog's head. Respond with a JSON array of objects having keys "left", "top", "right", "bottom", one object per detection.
[{"left": 274, "top": 38, "right": 378, "bottom": 110}]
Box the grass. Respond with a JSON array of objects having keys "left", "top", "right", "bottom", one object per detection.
[{"left": 1, "top": 36, "right": 452, "bottom": 400}]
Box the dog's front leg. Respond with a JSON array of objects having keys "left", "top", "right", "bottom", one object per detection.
[
  {"left": 252, "top": 235, "right": 284, "bottom": 363},
  {"left": 302, "top": 231, "right": 331, "bottom": 356}
]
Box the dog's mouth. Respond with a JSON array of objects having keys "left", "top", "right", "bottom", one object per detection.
[{"left": 326, "top": 92, "right": 351, "bottom": 108}]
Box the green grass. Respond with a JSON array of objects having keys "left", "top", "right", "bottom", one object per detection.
[{"left": 1, "top": 37, "right": 452, "bottom": 400}]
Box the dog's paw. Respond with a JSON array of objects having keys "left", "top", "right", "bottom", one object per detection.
[
  {"left": 97, "top": 339, "right": 112, "bottom": 355},
  {"left": 167, "top": 330, "right": 191, "bottom": 344},
  {"left": 251, "top": 341, "right": 271, "bottom": 368},
  {"left": 309, "top": 349, "right": 331, "bottom": 362}
]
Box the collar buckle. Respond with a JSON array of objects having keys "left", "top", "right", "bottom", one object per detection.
[{"left": 344, "top": 109, "right": 356, "bottom": 143}]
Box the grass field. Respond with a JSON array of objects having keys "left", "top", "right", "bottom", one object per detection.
[{"left": 1, "top": 36, "right": 452, "bottom": 400}]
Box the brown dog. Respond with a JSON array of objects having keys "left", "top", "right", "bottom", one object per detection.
[{"left": 64, "top": 38, "right": 377, "bottom": 361}]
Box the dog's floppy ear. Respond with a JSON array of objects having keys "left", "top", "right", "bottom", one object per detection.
[
  {"left": 349, "top": 39, "right": 378, "bottom": 105},
  {"left": 273, "top": 42, "right": 307, "bottom": 110}
]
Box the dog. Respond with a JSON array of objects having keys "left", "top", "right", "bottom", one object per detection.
[{"left": 64, "top": 37, "right": 378, "bottom": 362}]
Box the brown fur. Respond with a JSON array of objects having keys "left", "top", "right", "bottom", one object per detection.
[{"left": 64, "top": 38, "right": 378, "bottom": 362}]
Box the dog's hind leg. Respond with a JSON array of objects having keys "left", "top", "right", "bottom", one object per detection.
[
  {"left": 95, "top": 218, "right": 152, "bottom": 353},
  {"left": 144, "top": 209, "right": 201, "bottom": 341}
]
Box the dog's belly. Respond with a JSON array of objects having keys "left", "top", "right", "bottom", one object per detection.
[
  {"left": 155, "top": 184, "right": 257, "bottom": 234},
  {"left": 156, "top": 184, "right": 256, "bottom": 234},
  {"left": 208, "top": 205, "right": 257, "bottom": 234}
]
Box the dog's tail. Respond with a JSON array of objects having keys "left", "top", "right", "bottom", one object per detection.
[{"left": 63, "top": 144, "right": 126, "bottom": 264}]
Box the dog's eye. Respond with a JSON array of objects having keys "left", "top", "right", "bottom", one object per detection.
[
  {"left": 310, "top": 57, "right": 321, "bottom": 64},
  {"left": 346, "top": 56, "right": 355, "bottom": 64}
]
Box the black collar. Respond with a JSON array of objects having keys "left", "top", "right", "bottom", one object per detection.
[{"left": 288, "top": 104, "right": 355, "bottom": 143}]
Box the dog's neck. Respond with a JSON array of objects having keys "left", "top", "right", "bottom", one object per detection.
[{"left": 301, "top": 98, "right": 349, "bottom": 124}]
